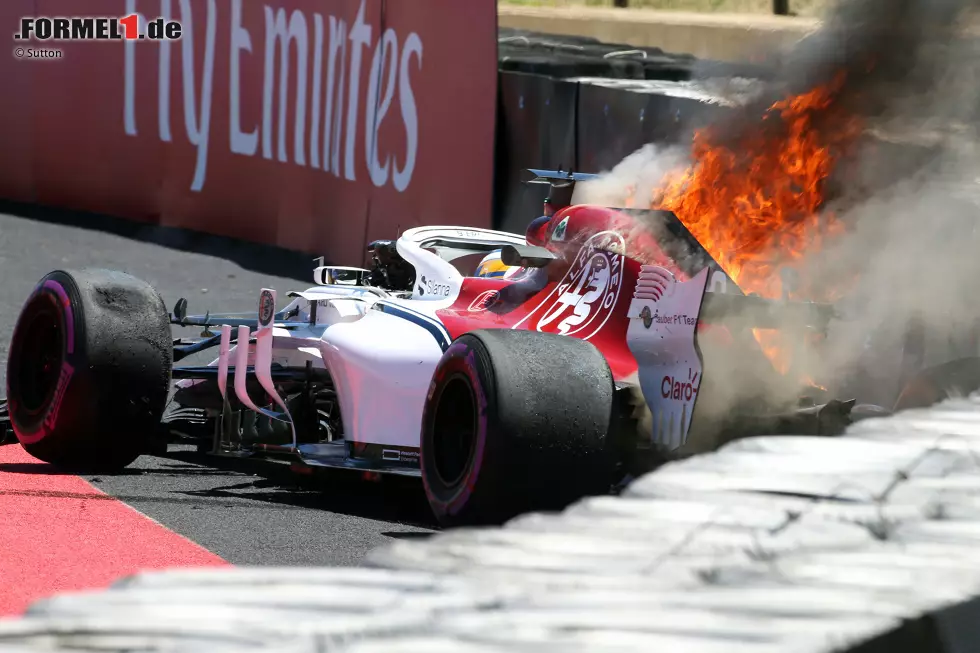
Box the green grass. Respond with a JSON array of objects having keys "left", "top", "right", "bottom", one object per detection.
[{"left": 500, "top": 0, "right": 834, "bottom": 18}]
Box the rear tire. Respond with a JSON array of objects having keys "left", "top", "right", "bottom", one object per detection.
[
  {"left": 5, "top": 269, "right": 173, "bottom": 472},
  {"left": 420, "top": 329, "right": 618, "bottom": 528},
  {"left": 893, "top": 357, "right": 980, "bottom": 412}
]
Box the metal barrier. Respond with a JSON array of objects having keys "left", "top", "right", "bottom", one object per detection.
[{"left": 4, "top": 393, "right": 980, "bottom": 651}]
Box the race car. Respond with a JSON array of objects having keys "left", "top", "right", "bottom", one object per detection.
[{"left": 0, "top": 169, "right": 976, "bottom": 527}]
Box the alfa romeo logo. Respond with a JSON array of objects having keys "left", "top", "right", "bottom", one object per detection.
[
  {"left": 258, "top": 289, "right": 275, "bottom": 328},
  {"left": 640, "top": 305, "right": 654, "bottom": 329},
  {"left": 513, "top": 231, "right": 626, "bottom": 340}
]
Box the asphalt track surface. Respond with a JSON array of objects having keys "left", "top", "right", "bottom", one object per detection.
[{"left": 0, "top": 208, "right": 436, "bottom": 616}]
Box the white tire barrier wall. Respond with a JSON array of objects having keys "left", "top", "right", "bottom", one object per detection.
[{"left": 4, "top": 395, "right": 980, "bottom": 651}]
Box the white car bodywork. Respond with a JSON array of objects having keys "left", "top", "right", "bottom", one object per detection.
[
  {"left": 173, "top": 222, "right": 719, "bottom": 469},
  {"left": 177, "top": 226, "right": 529, "bottom": 452}
]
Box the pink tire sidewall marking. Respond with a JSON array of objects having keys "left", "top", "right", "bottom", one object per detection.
[
  {"left": 422, "top": 341, "right": 490, "bottom": 519},
  {"left": 42, "top": 279, "right": 75, "bottom": 355},
  {"left": 9, "top": 278, "right": 78, "bottom": 446}
]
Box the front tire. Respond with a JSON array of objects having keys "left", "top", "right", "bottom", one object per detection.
[
  {"left": 420, "top": 329, "right": 618, "bottom": 528},
  {"left": 5, "top": 269, "right": 173, "bottom": 472}
]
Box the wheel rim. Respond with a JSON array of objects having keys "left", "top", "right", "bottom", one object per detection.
[
  {"left": 431, "top": 374, "right": 478, "bottom": 487},
  {"left": 16, "top": 299, "right": 65, "bottom": 415}
]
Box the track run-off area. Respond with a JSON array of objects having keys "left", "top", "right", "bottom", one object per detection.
[{"left": 0, "top": 208, "right": 435, "bottom": 616}]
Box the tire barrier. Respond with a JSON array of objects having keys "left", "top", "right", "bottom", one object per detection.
[
  {"left": 494, "top": 72, "right": 579, "bottom": 235},
  {"left": 497, "top": 27, "right": 772, "bottom": 82},
  {"left": 4, "top": 394, "right": 980, "bottom": 651},
  {"left": 492, "top": 27, "right": 772, "bottom": 232},
  {"left": 0, "top": 0, "right": 499, "bottom": 268},
  {"left": 493, "top": 74, "right": 740, "bottom": 233}
]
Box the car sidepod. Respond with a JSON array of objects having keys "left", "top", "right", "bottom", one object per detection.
[{"left": 318, "top": 302, "right": 450, "bottom": 450}]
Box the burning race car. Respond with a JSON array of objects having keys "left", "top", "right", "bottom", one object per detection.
[{"left": 0, "top": 169, "right": 975, "bottom": 527}]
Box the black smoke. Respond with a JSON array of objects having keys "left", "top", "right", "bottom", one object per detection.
[{"left": 584, "top": 0, "right": 980, "bottom": 408}]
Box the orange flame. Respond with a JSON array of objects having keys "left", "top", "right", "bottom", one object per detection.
[{"left": 647, "top": 73, "right": 863, "bottom": 375}]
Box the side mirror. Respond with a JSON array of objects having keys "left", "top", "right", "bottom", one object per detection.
[
  {"left": 315, "top": 266, "right": 372, "bottom": 286},
  {"left": 501, "top": 244, "right": 556, "bottom": 269},
  {"left": 172, "top": 298, "right": 188, "bottom": 324}
]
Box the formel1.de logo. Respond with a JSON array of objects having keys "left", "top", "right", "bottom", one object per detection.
[{"left": 14, "top": 15, "right": 182, "bottom": 41}]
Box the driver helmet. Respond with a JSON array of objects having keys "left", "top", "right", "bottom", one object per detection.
[{"left": 474, "top": 250, "right": 520, "bottom": 279}]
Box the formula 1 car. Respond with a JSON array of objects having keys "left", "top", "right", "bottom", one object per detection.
[{"left": 1, "top": 169, "right": 977, "bottom": 527}]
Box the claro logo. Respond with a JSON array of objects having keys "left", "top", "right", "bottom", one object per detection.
[
  {"left": 662, "top": 368, "right": 699, "bottom": 402},
  {"left": 122, "top": 0, "right": 422, "bottom": 193}
]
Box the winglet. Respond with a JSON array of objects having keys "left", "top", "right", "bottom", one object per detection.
[
  {"left": 233, "top": 325, "right": 258, "bottom": 413},
  {"left": 217, "top": 324, "right": 232, "bottom": 403},
  {"left": 253, "top": 289, "right": 297, "bottom": 449}
]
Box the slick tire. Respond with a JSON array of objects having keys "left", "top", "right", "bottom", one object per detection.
[
  {"left": 893, "top": 357, "right": 980, "bottom": 412},
  {"left": 420, "top": 329, "right": 617, "bottom": 528},
  {"left": 5, "top": 269, "right": 173, "bottom": 472}
]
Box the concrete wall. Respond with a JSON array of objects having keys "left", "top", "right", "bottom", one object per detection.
[{"left": 497, "top": 5, "right": 819, "bottom": 64}]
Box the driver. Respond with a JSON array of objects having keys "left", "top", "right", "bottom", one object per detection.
[{"left": 474, "top": 250, "right": 522, "bottom": 279}]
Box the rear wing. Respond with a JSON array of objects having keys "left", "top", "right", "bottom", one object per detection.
[
  {"left": 626, "top": 264, "right": 838, "bottom": 452},
  {"left": 699, "top": 291, "right": 835, "bottom": 331}
]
